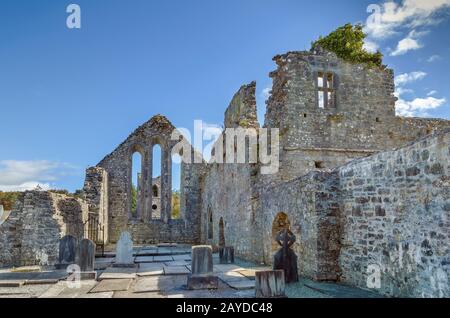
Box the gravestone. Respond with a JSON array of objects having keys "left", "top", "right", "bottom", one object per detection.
[
  {"left": 273, "top": 229, "right": 299, "bottom": 283},
  {"left": 219, "top": 246, "right": 235, "bottom": 264},
  {"left": 187, "top": 245, "right": 218, "bottom": 290},
  {"left": 77, "top": 238, "right": 96, "bottom": 280},
  {"left": 56, "top": 235, "right": 77, "bottom": 269},
  {"left": 255, "top": 270, "right": 286, "bottom": 298},
  {"left": 113, "top": 231, "right": 135, "bottom": 267}
]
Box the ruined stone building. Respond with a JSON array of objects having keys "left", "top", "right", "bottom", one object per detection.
[{"left": 1, "top": 46, "right": 449, "bottom": 297}]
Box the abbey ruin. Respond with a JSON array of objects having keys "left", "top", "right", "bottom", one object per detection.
[{"left": 1, "top": 46, "right": 450, "bottom": 298}]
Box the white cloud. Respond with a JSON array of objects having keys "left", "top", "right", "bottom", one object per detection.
[
  {"left": 396, "top": 96, "right": 446, "bottom": 116},
  {"left": 427, "top": 90, "right": 438, "bottom": 96},
  {"left": 393, "top": 71, "right": 445, "bottom": 117},
  {"left": 427, "top": 54, "right": 442, "bottom": 62},
  {"left": 391, "top": 37, "right": 422, "bottom": 55},
  {"left": 395, "top": 87, "right": 414, "bottom": 97},
  {"left": 364, "top": 1, "right": 450, "bottom": 55},
  {"left": 0, "top": 160, "right": 74, "bottom": 192},
  {"left": 363, "top": 39, "right": 380, "bottom": 53},
  {"left": 365, "top": 0, "right": 450, "bottom": 39},
  {"left": 0, "top": 182, "right": 51, "bottom": 192},
  {"left": 261, "top": 87, "right": 272, "bottom": 100},
  {"left": 394, "top": 71, "right": 427, "bottom": 86},
  {"left": 390, "top": 30, "right": 427, "bottom": 56}
]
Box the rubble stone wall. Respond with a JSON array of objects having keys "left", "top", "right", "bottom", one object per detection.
[
  {"left": 337, "top": 129, "right": 450, "bottom": 298},
  {"left": 0, "top": 191, "right": 88, "bottom": 267}
]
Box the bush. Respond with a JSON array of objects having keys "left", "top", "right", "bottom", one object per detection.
[
  {"left": 0, "top": 192, "right": 20, "bottom": 211},
  {"left": 312, "top": 23, "right": 384, "bottom": 69}
]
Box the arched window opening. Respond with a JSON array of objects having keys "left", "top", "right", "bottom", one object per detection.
[
  {"left": 131, "top": 151, "right": 142, "bottom": 219},
  {"left": 171, "top": 153, "right": 182, "bottom": 219},
  {"left": 271, "top": 212, "right": 291, "bottom": 253},
  {"left": 152, "top": 144, "right": 162, "bottom": 220},
  {"left": 152, "top": 185, "right": 158, "bottom": 197}
]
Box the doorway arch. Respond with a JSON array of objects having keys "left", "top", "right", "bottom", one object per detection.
[{"left": 271, "top": 212, "right": 291, "bottom": 254}]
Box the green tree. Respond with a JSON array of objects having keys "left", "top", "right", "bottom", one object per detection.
[
  {"left": 171, "top": 190, "right": 181, "bottom": 219},
  {"left": 0, "top": 191, "right": 21, "bottom": 211},
  {"left": 131, "top": 184, "right": 137, "bottom": 215},
  {"left": 312, "top": 23, "right": 384, "bottom": 68}
]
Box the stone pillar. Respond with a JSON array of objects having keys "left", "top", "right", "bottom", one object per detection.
[
  {"left": 187, "top": 245, "right": 218, "bottom": 290},
  {"left": 162, "top": 147, "right": 170, "bottom": 223},
  {"left": 83, "top": 167, "right": 109, "bottom": 244},
  {"left": 255, "top": 270, "right": 286, "bottom": 298},
  {"left": 148, "top": 146, "right": 153, "bottom": 221}
]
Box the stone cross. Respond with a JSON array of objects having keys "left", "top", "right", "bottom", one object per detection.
[
  {"left": 187, "top": 245, "right": 218, "bottom": 289},
  {"left": 273, "top": 229, "right": 299, "bottom": 283},
  {"left": 114, "top": 231, "right": 134, "bottom": 267},
  {"left": 57, "top": 235, "right": 77, "bottom": 269}
]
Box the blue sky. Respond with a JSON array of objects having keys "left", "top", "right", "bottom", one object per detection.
[{"left": 0, "top": 0, "right": 449, "bottom": 192}]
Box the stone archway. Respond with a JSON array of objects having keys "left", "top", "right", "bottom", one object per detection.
[
  {"left": 271, "top": 212, "right": 290, "bottom": 254},
  {"left": 219, "top": 217, "right": 225, "bottom": 247}
]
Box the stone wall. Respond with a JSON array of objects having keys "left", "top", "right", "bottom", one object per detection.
[
  {"left": 201, "top": 49, "right": 450, "bottom": 296},
  {"left": 0, "top": 191, "right": 88, "bottom": 268},
  {"left": 337, "top": 129, "right": 450, "bottom": 298},
  {"left": 94, "top": 115, "right": 203, "bottom": 244},
  {"left": 260, "top": 171, "right": 341, "bottom": 280},
  {"left": 201, "top": 82, "right": 261, "bottom": 261},
  {"left": 83, "top": 166, "right": 109, "bottom": 243},
  {"left": 201, "top": 162, "right": 261, "bottom": 261},
  {"left": 264, "top": 48, "right": 450, "bottom": 184}
]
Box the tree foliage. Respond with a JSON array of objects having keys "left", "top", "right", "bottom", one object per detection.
[
  {"left": 312, "top": 23, "right": 384, "bottom": 68},
  {"left": 172, "top": 190, "right": 181, "bottom": 219},
  {"left": 131, "top": 184, "right": 137, "bottom": 215},
  {"left": 0, "top": 192, "right": 20, "bottom": 211}
]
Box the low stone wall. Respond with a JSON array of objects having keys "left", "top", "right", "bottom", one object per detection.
[
  {"left": 337, "top": 129, "right": 450, "bottom": 297},
  {"left": 0, "top": 191, "right": 88, "bottom": 268}
]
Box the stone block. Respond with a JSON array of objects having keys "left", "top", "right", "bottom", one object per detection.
[
  {"left": 114, "top": 231, "right": 134, "bottom": 266},
  {"left": 56, "top": 235, "right": 78, "bottom": 269},
  {"left": 187, "top": 274, "right": 219, "bottom": 290},
  {"left": 219, "top": 246, "right": 235, "bottom": 264},
  {"left": 255, "top": 270, "right": 286, "bottom": 298},
  {"left": 191, "top": 245, "right": 214, "bottom": 275}
]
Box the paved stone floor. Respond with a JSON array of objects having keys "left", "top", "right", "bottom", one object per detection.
[{"left": 0, "top": 244, "right": 382, "bottom": 298}]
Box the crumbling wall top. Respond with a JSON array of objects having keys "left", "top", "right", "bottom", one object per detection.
[{"left": 224, "top": 81, "right": 259, "bottom": 129}]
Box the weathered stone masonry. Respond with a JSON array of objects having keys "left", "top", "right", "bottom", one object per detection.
[
  {"left": 0, "top": 191, "right": 88, "bottom": 267},
  {"left": 84, "top": 115, "right": 204, "bottom": 244},
  {"left": 199, "top": 48, "right": 450, "bottom": 297},
  {"left": 2, "top": 46, "right": 449, "bottom": 298},
  {"left": 337, "top": 130, "right": 450, "bottom": 298}
]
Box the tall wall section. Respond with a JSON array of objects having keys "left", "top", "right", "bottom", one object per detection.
[
  {"left": 201, "top": 82, "right": 262, "bottom": 262},
  {"left": 94, "top": 115, "right": 204, "bottom": 244},
  {"left": 264, "top": 47, "right": 450, "bottom": 185}
]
